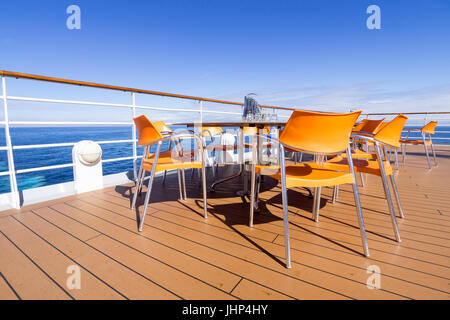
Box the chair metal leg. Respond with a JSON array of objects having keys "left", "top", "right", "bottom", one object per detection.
[
  {"left": 249, "top": 160, "right": 256, "bottom": 227},
  {"left": 375, "top": 143, "right": 401, "bottom": 242},
  {"left": 402, "top": 143, "right": 406, "bottom": 164},
  {"left": 394, "top": 149, "right": 399, "bottom": 170},
  {"left": 279, "top": 146, "right": 291, "bottom": 268},
  {"left": 390, "top": 174, "right": 405, "bottom": 219},
  {"left": 346, "top": 146, "right": 370, "bottom": 257},
  {"left": 313, "top": 187, "right": 322, "bottom": 222},
  {"left": 430, "top": 137, "right": 438, "bottom": 166},
  {"left": 422, "top": 133, "right": 432, "bottom": 169},
  {"left": 177, "top": 169, "right": 183, "bottom": 200},
  {"left": 181, "top": 169, "right": 187, "bottom": 200},
  {"left": 211, "top": 150, "right": 216, "bottom": 177},
  {"left": 332, "top": 185, "right": 339, "bottom": 204},
  {"left": 359, "top": 171, "right": 365, "bottom": 187},
  {"left": 255, "top": 174, "right": 261, "bottom": 210},
  {"left": 131, "top": 166, "right": 144, "bottom": 210},
  {"left": 138, "top": 142, "right": 162, "bottom": 232},
  {"left": 202, "top": 164, "right": 208, "bottom": 218}
]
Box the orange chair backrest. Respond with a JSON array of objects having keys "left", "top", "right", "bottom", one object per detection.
[
  {"left": 200, "top": 127, "right": 223, "bottom": 137},
  {"left": 353, "top": 119, "right": 368, "bottom": 131},
  {"left": 358, "top": 118, "right": 386, "bottom": 134},
  {"left": 134, "top": 115, "right": 164, "bottom": 146},
  {"left": 421, "top": 121, "right": 438, "bottom": 135},
  {"left": 279, "top": 110, "right": 362, "bottom": 154},
  {"left": 152, "top": 121, "right": 173, "bottom": 135},
  {"left": 373, "top": 114, "right": 408, "bottom": 148},
  {"left": 243, "top": 126, "right": 270, "bottom": 135}
]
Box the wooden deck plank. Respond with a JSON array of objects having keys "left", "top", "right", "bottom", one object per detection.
[
  {"left": 88, "top": 193, "right": 447, "bottom": 299},
  {"left": 0, "top": 225, "right": 70, "bottom": 300},
  {"left": 93, "top": 186, "right": 450, "bottom": 295},
  {"left": 66, "top": 198, "right": 404, "bottom": 299},
  {"left": 13, "top": 212, "right": 178, "bottom": 300},
  {"left": 0, "top": 273, "right": 19, "bottom": 300},
  {"left": 57, "top": 200, "right": 350, "bottom": 299},
  {"left": 0, "top": 215, "right": 123, "bottom": 300},
  {"left": 231, "top": 279, "right": 295, "bottom": 300},
  {"left": 87, "top": 235, "right": 236, "bottom": 300},
  {"left": 38, "top": 204, "right": 241, "bottom": 294}
]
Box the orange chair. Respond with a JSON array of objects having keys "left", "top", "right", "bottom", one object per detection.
[
  {"left": 325, "top": 115, "right": 408, "bottom": 244},
  {"left": 152, "top": 120, "right": 198, "bottom": 184},
  {"left": 131, "top": 115, "right": 207, "bottom": 232},
  {"left": 351, "top": 118, "right": 385, "bottom": 155},
  {"left": 400, "top": 121, "right": 438, "bottom": 169},
  {"left": 199, "top": 127, "right": 225, "bottom": 176},
  {"left": 249, "top": 110, "right": 369, "bottom": 268}
]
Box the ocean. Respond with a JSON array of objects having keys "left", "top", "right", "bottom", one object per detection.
[{"left": 1, "top": 126, "right": 449, "bottom": 194}]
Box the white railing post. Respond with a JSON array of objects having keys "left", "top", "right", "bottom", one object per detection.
[
  {"left": 199, "top": 100, "right": 203, "bottom": 123},
  {"left": 1, "top": 77, "right": 20, "bottom": 209},
  {"left": 131, "top": 92, "right": 138, "bottom": 180},
  {"left": 197, "top": 100, "right": 203, "bottom": 163}
]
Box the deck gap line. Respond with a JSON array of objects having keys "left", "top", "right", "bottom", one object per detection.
[
  {"left": 229, "top": 278, "right": 243, "bottom": 295},
  {"left": 0, "top": 271, "right": 21, "bottom": 300}
]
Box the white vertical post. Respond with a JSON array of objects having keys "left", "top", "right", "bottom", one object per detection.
[
  {"left": 1, "top": 77, "right": 20, "bottom": 209},
  {"left": 199, "top": 100, "right": 203, "bottom": 123},
  {"left": 198, "top": 100, "right": 203, "bottom": 162},
  {"left": 131, "top": 92, "right": 137, "bottom": 180}
]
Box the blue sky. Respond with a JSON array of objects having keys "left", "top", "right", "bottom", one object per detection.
[{"left": 1, "top": 0, "right": 449, "bottom": 122}]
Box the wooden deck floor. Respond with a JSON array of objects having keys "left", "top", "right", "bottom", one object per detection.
[{"left": 1, "top": 145, "right": 449, "bottom": 300}]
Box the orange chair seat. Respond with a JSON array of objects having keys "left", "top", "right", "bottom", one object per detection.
[
  {"left": 325, "top": 156, "right": 392, "bottom": 177},
  {"left": 142, "top": 156, "right": 202, "bottom": 172},
  {"left": 400, "top": 139, "right": 431, "bottom": 145},
  {"left": 353, "top": 138, "right": 375, "bottom": 147},
  {"left": 244, "top": 142, "right": 272, "bottom": 149},
  {"left": 205, "top": 142, "right": 272, "bottom": 151},
  {"left": 255, "top": 163, "right": 355, "bottom": 188},
  {"left": 341, "top": 149, "right": 377, "bottom": 160},
  {"left": 205, "top": 144, "right": 238, "bottom": 151},
  {"left": 146, "top": 149, "right": 197, "bottom": 159}
]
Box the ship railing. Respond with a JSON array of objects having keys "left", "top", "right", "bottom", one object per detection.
[
  {"left": 0, "top": 71, "right": 293, "bottom": 209},
  {"left": 363, "top": 112, "right": 450, "bottom": 145}
]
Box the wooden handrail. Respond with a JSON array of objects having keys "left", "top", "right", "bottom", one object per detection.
[
  {"left": 3, "top": 70, "right": 447, "bottom": 115},
  {"left": 362, "top": 112, "right": 450, "bottom": 115},
  {"left": 0, "top": 70, "right": 294, "bottom": 111}
]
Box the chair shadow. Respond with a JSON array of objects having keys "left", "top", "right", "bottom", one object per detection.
[
  {"left": 113, "top": 166, "right": 394, "bottom": 263},
  {"left": 261, "top": 188, "right": 396, "bottom": 253},
  {"left": 207, "top": 201, "right": 287, "bottom": 267}
]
